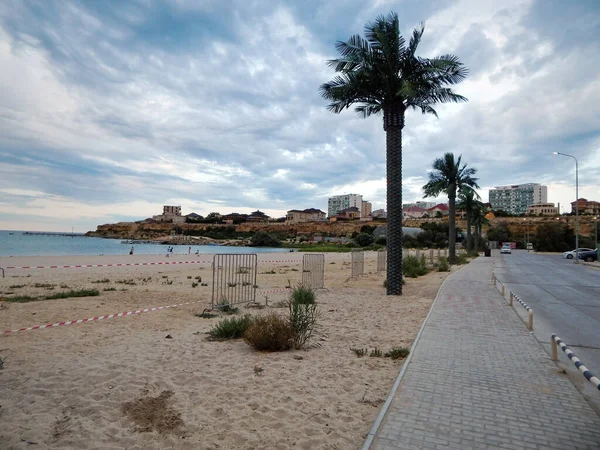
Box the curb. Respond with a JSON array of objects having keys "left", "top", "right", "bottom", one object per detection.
[{"left": 361, "top": 265, "right": 462, "bottom": 450}]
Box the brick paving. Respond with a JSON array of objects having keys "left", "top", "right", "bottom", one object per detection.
[{"left": 368, "top": 257, "right": 600, "bottom": 450}]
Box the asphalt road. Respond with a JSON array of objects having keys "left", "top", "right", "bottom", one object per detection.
[{"left": 494, "top": 250, "right": 600, "bottom": 408}]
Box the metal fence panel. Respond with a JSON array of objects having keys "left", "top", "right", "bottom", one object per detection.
[
  {"left": 377, "top": 250, "right": 387, "bottom": 273},
  {"left": 351, "top": 248, "right": 364, "bottom": 277},
  {"left": 211, "top": 253, "right": 258, "bottom": 308},
  {"left": 302, "top": 254, "right": 325, "bottom": 289}
]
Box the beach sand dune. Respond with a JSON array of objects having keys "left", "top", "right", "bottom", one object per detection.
[{"left": 0, "top": 252, "right": 452, "bottom": 449}]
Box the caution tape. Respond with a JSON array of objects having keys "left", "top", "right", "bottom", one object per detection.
[{"left": 3, "top": 259, "right": 303, "bottom": 270}]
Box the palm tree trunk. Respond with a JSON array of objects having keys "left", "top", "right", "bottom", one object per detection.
[
  {"left": 384, "top": 104, "right": 405, "bottom": 295},
  {"left": 448, "top": 189, "right": 456, "bottom": 264},
  {"left": 466, "top": 212, "right": 472, "bottom": 253},
  {"left": 474, "top": 221, "right": 480, "bottom": 252}
]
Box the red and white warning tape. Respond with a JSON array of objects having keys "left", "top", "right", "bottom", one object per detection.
[
  {"left": 2, "top": 288, "right": 291, "bottom": 334},
  {"left": 3, "top": 300, "right": 203, "bottom": 334},
  {"left": 2, "top": 259, "right": 303, "bottom": 270}
]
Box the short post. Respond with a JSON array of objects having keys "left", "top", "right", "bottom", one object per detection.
[
  {"left": 551, "top": 336, "right": 558, "bottom": 361},
  {"left": 0, "top": 267, "right": 4, "bottom": 278},
  {"left": 528, "top": 310, "right": 534, "bottom": 330},
  {"left": 501, "top": 283, "right": 505, "bottom": 296},
  {"left": 509, "top": 292, "right": 513, "bottom": 306}
]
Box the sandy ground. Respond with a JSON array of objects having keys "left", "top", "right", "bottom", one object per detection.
[{"left": 0, "top": 251, "right": 453, "bottom": 450}]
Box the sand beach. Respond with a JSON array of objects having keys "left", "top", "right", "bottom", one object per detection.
[{"left": 0, "top": 251, "right": 453, "bottom": 449}]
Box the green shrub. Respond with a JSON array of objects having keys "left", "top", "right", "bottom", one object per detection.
[
  {"left": 288, "top": 286, "right": 320, "bottom": 349},
  {"left": 370, "top": 348, "right": 383, "bottom": 357},
  {"left": 208, "top": 315, "right": 254, "bottom": 340},
  {"left": 4, "top": 295, "right": 38, "bottom": 303},
  {"left": 437, "top": 258, "right": 450, "bottom": 272},
  {"left": 250, "top": 231, "right": 281, "bottom": 247},
  {"left": 351, "top": 348, "right": 368, "bottom": 357},
  {"left": 354, "top": 233, "right": 375, "bottom": 247},
  {"left": 385, "top": 347, "right": 410, "bottom": 360},
  {"left": 243, "top": 313, "right": 293, "bottom": 351},
  {"left": 45, "top": 289, "right": 100, "bottom": 300},
  {"left": 454, "top": 253, "right": 469, "bottom": 265},
  {"left": 403, "top": 255, "right": 429, "bottom": 278},
  {"left": 290, "top": 285, "right": 316, "bottom": 305},
  {"left": 375, "top": 237, "right": 387, "bottom": 245}
]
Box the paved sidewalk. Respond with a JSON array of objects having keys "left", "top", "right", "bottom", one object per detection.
[{"left": 367, "top": 257, "right": 600, "bottom": 450}]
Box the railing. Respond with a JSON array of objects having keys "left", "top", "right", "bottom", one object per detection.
[
  {"left": 551, "top": 334, "right": 600, "bottom": 392},
  {"left": 509, "top": 291, "right": 534, "bottom": 330},
  {"left": 492, "top": 272, "right": 534, "bottom": 330}
]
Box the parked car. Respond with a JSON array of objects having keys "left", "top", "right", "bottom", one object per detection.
[
  {"left": 578, "top": 249, "right": 598, "bottom": 262},
  {"left": 562, "top": 248, "right": 593, "bottom": 259},
  {"left": 500, "top": 244, "right": 512, "bottom": 254}
]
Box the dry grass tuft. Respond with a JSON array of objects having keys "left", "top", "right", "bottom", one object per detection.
[{"left": 121, "top": 390, "right": 183, "bottom": 434}]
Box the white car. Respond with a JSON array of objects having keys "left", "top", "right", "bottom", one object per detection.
[
  {"left": 562, "top": 248, "right": 593, "bottom": 259},
  {"left": 500, "top": 244, "right": 512, "bottom": 254}
]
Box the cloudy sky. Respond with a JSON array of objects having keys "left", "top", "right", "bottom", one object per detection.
[{"left": 0, "top": 0, "right": 599, "bottom": 232}]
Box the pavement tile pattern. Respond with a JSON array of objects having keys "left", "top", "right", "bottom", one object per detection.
[{"left": 370, "top": 257, "right": 600, "bottom": 450}]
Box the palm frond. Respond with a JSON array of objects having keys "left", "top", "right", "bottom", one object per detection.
[{"left": 408, "top": 22, "right": 425, "bottom": 56}]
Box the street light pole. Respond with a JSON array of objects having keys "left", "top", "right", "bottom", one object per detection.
[
  {"left": 553, "top": 152, "right": 579, "bottom": 263},
  {"left": 595, "top": 216, "right": 598, "bottom": 248}
]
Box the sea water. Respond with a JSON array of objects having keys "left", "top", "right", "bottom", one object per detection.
[{"left": 0, "top": 230, "right": 290, "bottom": 257}]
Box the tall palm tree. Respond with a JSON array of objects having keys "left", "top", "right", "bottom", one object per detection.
[
  {"left": 458, "top": 187, "right": 482, "bottom": 252},
  {"left": 319, "top": 12, "right": 468, "bottom": 295},
  {"left": 422, "top": 153, "right": 479, "bottom": 264}
]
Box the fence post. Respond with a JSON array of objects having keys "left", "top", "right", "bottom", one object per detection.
[
  {"left": 528, "top": 310, "right": 534, "bottom": 330},
  {"left": 501, "top": 283, "right": 505, "bottom": 296},
  {"left": 551, "top": 337, "right": 558, "bottom": 361}
]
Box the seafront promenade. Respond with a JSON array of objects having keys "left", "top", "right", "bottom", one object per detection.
[{"left": 366, "top": 256, "right": 600, "bottom": 449}]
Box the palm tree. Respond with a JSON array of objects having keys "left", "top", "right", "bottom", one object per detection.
[
  {"left": 422, "top": 153, "right": 479, "bottom": 264},
  {"left": 320, "top": 12, "right": 468, "bottom": 295},
  {"left": 457, "top": 187, "right": 482, "bottom": 253},
  {"left": 472, "top": 203, "right": 490, "bottom": 251}
]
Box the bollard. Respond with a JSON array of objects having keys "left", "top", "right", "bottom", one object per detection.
[
  {"left": 509, "top": 292, "right": 513, "bottom": 306},
  {"left": 0, "top": 267, "right": 4, "bottom": 278},
  {"left": 551, "top": 336, "right": 558, "bottom": 361},
  {"left": 528, "top": 310, "right": 534, "bottom": 330},
  {"left": 501, "top": 283, "right": 505, "bottom": 296}
]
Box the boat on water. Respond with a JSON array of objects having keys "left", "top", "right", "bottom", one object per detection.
[{"left": 9, "top": 232, "right": 14, "bottom": 235}]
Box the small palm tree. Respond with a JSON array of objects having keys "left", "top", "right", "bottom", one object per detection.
[
  {"left": 320, "top": 12, "right": 468, "bottom": 295},
  {"left": 458, "top": 187, "right": 482, "bottom": 252},
  {"left": 472, "top": 203, "right": 490, "bottom": 251},
  {"left": 422, "top": 153, "right": 479, "bottom": 264}
]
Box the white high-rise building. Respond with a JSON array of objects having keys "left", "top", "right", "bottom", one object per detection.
[
  {"left": 328, "top": 194, "right": 362, "bottom": 217},
  {"left": 489, "top": 183, "right": 547, "bottom": 215}
]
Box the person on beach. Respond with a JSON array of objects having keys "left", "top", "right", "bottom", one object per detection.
[
  {"left": 188, "top": 246, "right": 191, "bottom": 255},
  {"left": 129, "top": 247, "right": 134, "bottom": 255}
]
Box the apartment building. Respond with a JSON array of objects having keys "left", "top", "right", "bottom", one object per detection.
[
  {"left": 286, "top": 208, "right": 327, "bottom": 224},
  {"left": 571, "top": 198, "right": 600, "bottom": 215},
  {"left": 361, "top": 200, "right": 372, "bottom": 218},
  {"left": 489, "top": 183, "right": 547, "bottom": 215},
  {"left": 328, "top": 194, "right": 362, "bottom": 217},
  {"left": 527, "top": 203, "right": 558, "bottom": 216}
]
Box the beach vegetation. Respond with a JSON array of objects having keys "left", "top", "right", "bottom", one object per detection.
[
  {"left": 370, "top": 348, "right": 383, "bottom": 357},
  {"left": 4, "top": 295, "right": 38, "bottom": 303},
  {"left": 215, "top": 297, "right": 239, "bottom": 314},
  {"left": 207, "top": 314, "right": 254, "bottom": 340},
  {"left": 288, "top": 286, "right": 320, "bottom": 349},
  {"left": 436, "top": 257, "right": 450, "bottom": 272},
  {"left": 116, "top": 279, "right": 137, "bottom": 286},
  {"left": 403, "top": 255, "right": 429, "bottom": 278},
  {"left": 454, "top": 253, "right": 470, "bottom": 265},
  {"left": 195, "top": 311, "right": 218, "bottom": 319},
  {"left": 351, "top": 348, "right": 368, "bottom": 357},
  {"left": 44, "top": 289, "right": 100, "bottom": 300},
  {"left": 91, "top": 278, "right": 111, "bottom": 284},
  {"left": 187, "top": 276, "right": 192, "bottom": 279},
  {"left": 191, "top": 282, "right": 198, "bottom": 288},
  {"left": 385, "top": 346, "right": 410, "bottom": 360},
  {"left": 103, "top": 287, "right": 117, "bottom": 291},
  {"left": 320, "top": 12, "right": 467, "bottom": 294},
  {"left": 8, "top": 284, "right": 26, "bottom": 289},
  {"left": 423, "top": 153, "right": 479, "bottom": 264},
  {"left": 243, "top": 313, "right": 293, "bottom": 351}
]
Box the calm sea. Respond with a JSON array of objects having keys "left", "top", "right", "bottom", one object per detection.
[{"left": 0, "top": 230, "right": 289, "bottom": 257}]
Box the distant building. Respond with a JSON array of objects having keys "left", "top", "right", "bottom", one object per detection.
[
  {"left": 489, "top": 183, "right": 547, "bottom": 215},
  {"left": 361, "top": 200, "right": 372, "bottom": 218},
  {"left": 427, "top": 203, "right": 449, "bottom": 216},
  {"left": 330, "top": 206, "right": 361, "bottom": 221},
  {"left": 286, "top": 208, "right": 327, "bottom": 224},
  {"left": 222, "top": 212, "right": 248, "bottom": 222},
  {"left": 403, "top": 206, "right": 427, "bottom": 219},
  {"left": 571, "top": 198, "right": 600, "bottom": 215},
  {"left": 153, "top": 205, "right": 183, "bottom": 224},
  {"left": 328, "top": 194, "right": 362, "bottom": 217},
  {"left": 247, "top": 210, "right": 270, "bottom": 222},
  {"left": 527, "top": 203, "right": 558, "bottom": 216},
  {"left": 372, "top": 209, "right": 387, "bottom": 218}
]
